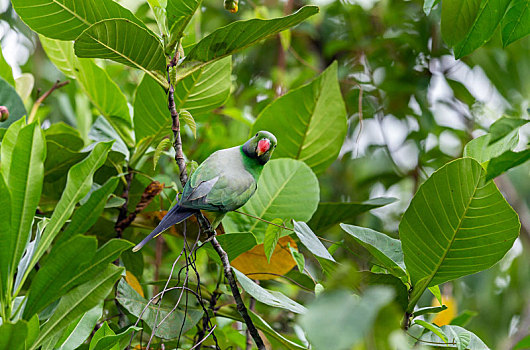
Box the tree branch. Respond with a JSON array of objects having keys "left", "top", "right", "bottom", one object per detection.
[
  {"left": 166, "top": 51, "right": 266, "bottom": 349},
  {"left": 27, "top": 80, "right": 69, "bottom": 123}
]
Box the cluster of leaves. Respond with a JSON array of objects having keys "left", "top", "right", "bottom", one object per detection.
[{"left": 0, "top": 0, "right": 529, "bottom": 349}]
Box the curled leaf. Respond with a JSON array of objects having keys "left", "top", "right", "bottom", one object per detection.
[{"left": 179, "top": 110, "right": 196, "bottom": 138}]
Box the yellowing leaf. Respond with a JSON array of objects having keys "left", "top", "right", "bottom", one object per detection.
[
  {"left": 432, "top": 295, "right": 457, "bottom": 326},
  {"left": 231, "top": 236, "right": 297, "bottom": 280},
  {"left": 125, "top": 271, "right": 144, "bottom": 297}
]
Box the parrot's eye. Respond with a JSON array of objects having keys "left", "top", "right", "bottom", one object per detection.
[{"left": 255, "top": 133, "right": 258, "bottom": 137}]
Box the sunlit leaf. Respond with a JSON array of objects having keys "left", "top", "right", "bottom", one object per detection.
[
  {"left": 167, "top": 0, "right": 202, "bottom": 41},
  {"left": 6, "top": 123, "right": 45, "bottom": 287},
  {"left": 55, "top": 304, "right": 103, "bottom": 350},
  {"left": 252, "top": 62, "right": 347, "bottom": 174},
  {"left": 179, "top": 6, "right": 318, "bottom": 80},
  {"left": 28, "top": 142, "right": 113, "bottom": 276},
  {"left": 74, "top": 19, "right": 166, "bottom": 85},
  {"left": 12, "top": 0, "right": 145, "bottom": 40},
  {"left": 400, "top": 158, "right": 519, "bottom": 312},
  {"left": 15, "top": 73, "right": 34, "bottom": 102},
  {"left": 179, "top": 110, "right": 197, "bottom": 138},
  {"left": 414, "top": 319, "right": 448, "bottom": 343},
  {"left": 40, "top": 37, "right": 134, "bottom": 146},
  {"left": 153, "top": 138, "right": 171, "bottom": 170}
]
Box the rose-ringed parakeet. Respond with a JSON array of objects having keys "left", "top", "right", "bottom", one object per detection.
[{"left": 133, "top": 131, "right": 277, "bottom": 251}]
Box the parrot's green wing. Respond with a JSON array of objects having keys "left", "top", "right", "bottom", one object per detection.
[{"left": 180, "top": 146, "right": 258, "bottom": 212}]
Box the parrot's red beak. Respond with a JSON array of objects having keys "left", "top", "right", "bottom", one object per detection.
[{"left": 257, "top": 139, "right": 270, "bottom": 156}]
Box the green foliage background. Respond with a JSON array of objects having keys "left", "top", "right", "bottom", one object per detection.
[{"left": 0, "top": 0, "right": 528, "bottom": 349}]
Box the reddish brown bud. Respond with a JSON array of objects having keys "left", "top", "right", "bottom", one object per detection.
[{"left": 0, "top": 106, "right": 8, "bottom": 122}]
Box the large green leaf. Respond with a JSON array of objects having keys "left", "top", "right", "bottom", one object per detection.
[
  {"left": 23, "top": 235, "right": 98, "bottom": 319},
  {"left": 441, "top": 0, "right": 481, "bottom": 46},
  {"left": 89, "top": 322, "right": 140, "bottom": 350},
  {"left": 167, "top": 0, "right": 201, "bottom": 40},
  {"left": 59, "top": 178, "right": 120, "bottom": 243},
  {"left": 419, "top": 325, "right": 489, "bottom": 349},
  {"left": 26, "top": 142, "right": 113, "bottom": 281},
  {"left": 299, "top": 287, "right": 394, "bottom": 350},
  {"left": 251, "top": 62, "right": 347, "bottom": 174},
  {"left": 486, "top": 149, "right": 530, "bottom": 181},
  {"left": 308, "top": 197, "right": 397, "bottom": 231},
  {"left": 74, "top": 19, "right": 166, "bottom": 85},
  {"left": 293, "top": 221, "right": 335, "bottom": 262},
  {"left": 453, "top": 0, "right": 512, "bottom": 58},
  {"left": 32, "top": 264, "right": 124, "bottom": 349},
  {"left": 501, "top": 0, "right": 530, "bottom": 47},
  {"left": 489, "top": 116, "right": 529, "bottom": 144},
  {"left": 203, "top": 232, "right": 257, "bottom": 263},
  {"left": 340, "top": 224, "right": 407, "bottom": 279},
  {"left": 233, "top": 268, "right": 307, "bottom": 314},
  {"left": 224, "top": 158, "right": 319, "bottom": 242},
  {"left": 133, "top": 57, "right": 231, "bottom": 145},
  {"left": 400, "top": 158, "right": 519, "bottom": 312},
  {"left": 0, "top": 319, "right": 28, "bottom": 350},
  {"left": 0, "top": 118, "right": 25, "bottom": 182},
  {"left": 40, "top": 37, "right": 134, "bottom": 146},
  {"left": 116, "top": 279, "right": 203, "bottom": 339},
  {"left": 174, "top": 57, "right": 232, "bottom": 114},
  {"left": 133, "top": 74, "right": 169, "bottom": 143},
  {"left": 179, "top": 6, "right": 318, "bottom": 80},
  {"left": 44, "top": 141, "right": 86, "bottom": 182},
  {"left": 7, "top": 123, "right": 46, "bottom": 286},
  {"left": 12, "top": 0, "right": 145, "bottom": 40},
  {"left": 55, "top": 304, "right": 103, "bottom": 350},
  {"left": 0, "top": 78, "right": 26, "bottom": 128},
  {"left": 463, "top": 132, "right": 518, "bottom": 164},
  {"left": 61, "top": 239, "right": 133, "bottom": 292}
]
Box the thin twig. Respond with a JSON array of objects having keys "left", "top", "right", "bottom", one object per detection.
[
  {"left": 27, "top": 80, "right": 69, "bottom": 123},
  {"left": 190, "top": 325, "right": 217, "bottom": 350},
  {"left": 234, "top": 210, "right": 337, "bottom": 244}
]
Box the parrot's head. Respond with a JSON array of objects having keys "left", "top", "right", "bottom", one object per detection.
[{"left": 243, "top": 130, "right": 277, "bottom": 164}]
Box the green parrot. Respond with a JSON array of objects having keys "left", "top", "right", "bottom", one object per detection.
[{"left": 133, "top": 131, "right": 277, "bottom": 252}]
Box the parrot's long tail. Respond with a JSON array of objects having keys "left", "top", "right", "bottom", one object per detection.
[{"left": 132, "top": 204, "right": 198, "bottom": 252}]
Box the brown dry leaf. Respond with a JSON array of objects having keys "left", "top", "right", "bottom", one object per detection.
[
  {"left": 125, "top": 271, "right": 144, "bottom": 297},
  {"left": 231, "top": 236, "right": 297, "bottom": 280}
]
